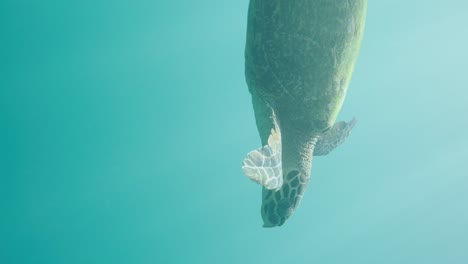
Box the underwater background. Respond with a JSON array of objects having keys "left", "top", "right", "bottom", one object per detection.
[{"left": 2, "top": 1, "right": 468, "bottom": 263}]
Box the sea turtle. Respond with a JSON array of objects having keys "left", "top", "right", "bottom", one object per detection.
[{"left": 242, "top": 0, "right": 367, "bottom": 227}]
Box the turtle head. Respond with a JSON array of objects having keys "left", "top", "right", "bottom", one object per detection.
[{"left": 260, "top": 170, "right": 308, "bottom": 227}]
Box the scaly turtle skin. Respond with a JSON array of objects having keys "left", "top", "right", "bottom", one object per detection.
[{"left": 242, "top": 0, "right": 367, "bottom": 227}]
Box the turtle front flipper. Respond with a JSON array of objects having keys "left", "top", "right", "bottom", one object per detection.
[
  {"left": 242, "top": 128, "right": 283, "bottom": 190},
  {"left": 314, "top": 118, "right": 357, "bottom": 156}
]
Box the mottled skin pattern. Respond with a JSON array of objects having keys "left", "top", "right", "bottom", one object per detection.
[{"left": 245, "top": 0, "right": 367, "bottom": 227}]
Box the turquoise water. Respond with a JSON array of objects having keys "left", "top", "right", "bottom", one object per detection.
[{"left": 2, "top": 1, "right": 468, "bottom": 263}]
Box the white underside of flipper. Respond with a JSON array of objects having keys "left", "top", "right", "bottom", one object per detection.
[{"left": 242, "top": 128, "right": 283, "bottom": 190}]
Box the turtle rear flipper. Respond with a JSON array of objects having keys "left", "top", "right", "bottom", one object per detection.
[{"left": 314, "top": 118, "right": 357, "bottom": 156}]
